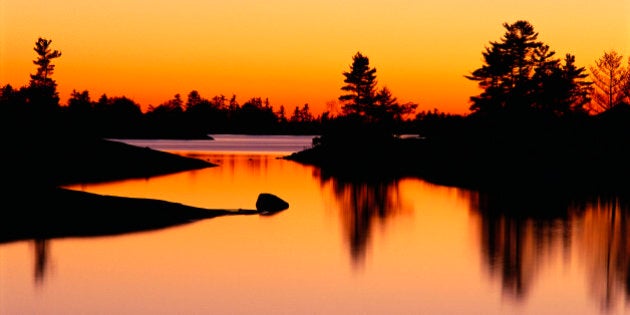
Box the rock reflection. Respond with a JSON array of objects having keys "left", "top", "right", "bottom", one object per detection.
[
  {"left": 319, "top": 172, "right": 411, "bottom": 266},
  {"left": 470, "top": 190, "right": 630, "bottom": 310}
]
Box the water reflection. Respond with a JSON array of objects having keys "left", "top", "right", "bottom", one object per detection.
[
  {"left": 575, "top": 196, "right": 630, "bottom": 311},
  {"left": 318, "top": 172, "right": 412, "bottom": 266},
  {"left": 180, "top": 152, "right": 273, "bottom": 180},
  {"left": 33, "top": 239, "right": 50, "bottom": 286},
  {"left": 469, "top": 190, "right": 630, "bottom": 311},
  {"left": 13, "top": 141, "right": 629, "bottom": 314}
]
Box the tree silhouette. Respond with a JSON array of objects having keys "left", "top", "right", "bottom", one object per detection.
[
  {"left": 339, "top": 52, "right": 378, "bottom": 118},
  {"left": 375, "top": 87, "right": 418, "bottom": 122},
  {"left": 276, "top": 105, "right": 288, "bottom": 124},
  {"left": 68, "top": 89, "right": 93, "bottom": 113},
  {"left": 624, "top": 58, "right": 630, "bottom": 103},
  {"left": 589, "top": 51, "right": 629, "bottom": 113},
  {"left": 30, "top": 38, "right": 62, "bottom": 89},
  {"left": 290, "top": 104, "right": 314, "bottom": 123},
  {"left": 466, "top": 21, "right": 544, "bottom": 114},
  {"left": 27, "top": 37, "right": 62, "bottom": 110},
  {"left": 556, "top": 54, "right": 592, "bottom": 115},
  {"left": 0, "top": 84, "right": 25, "bottom": 110},
  {"left": 467, "top": 21, "right": 591, "bottom": 117},
  {"left": 314, "top": 52, "right": 420, "bottom": 145},
  {"left": 531, "top": 52, "right": 592, "bottom": 115},
  {"left": 338, "top": 52, "right": 416, "bottom": 124},
  {"left": 228, "top": 94, "right": 239, "bottom": 112},
  {"left": 185, "top": 90, "right": 203, "bottom": 111}
]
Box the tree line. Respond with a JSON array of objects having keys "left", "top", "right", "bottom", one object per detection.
[
  {"left": 466, "top": 20, "right": 630, "bottom": 117},
  {"left": 2, "top": 21, "right": 630, "bottom": 140},
  {"left": 0, "top": 38, "right": 418, "bottom": 138}
]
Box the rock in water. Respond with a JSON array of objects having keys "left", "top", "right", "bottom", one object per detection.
[{"left": 256, "top": 193, "right": 289, "bottom": 213}]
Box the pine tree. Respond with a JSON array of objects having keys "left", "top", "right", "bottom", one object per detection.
[
  {"left": 30, "top": 38, "right": 62, "bottom": 88},
  {"left": 27, "top": 37, "right": 62, "bottom": 109},
  {"left": 466, "top": 21, "right": 544, "bottom": 114},
  {"left": 467, "top": 21, "right": 592, "bottom": 117},
  {"left": 339, "top": 52, "right": 378, "bottom": 117}
]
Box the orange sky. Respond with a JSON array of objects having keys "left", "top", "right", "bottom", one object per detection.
[{"left": 1, "top": 0, "right": 629, "bottom": 115}]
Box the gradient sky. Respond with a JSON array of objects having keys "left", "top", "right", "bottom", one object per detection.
[{"left": 1, "top": 0, "right": 628, "bottom": 115}]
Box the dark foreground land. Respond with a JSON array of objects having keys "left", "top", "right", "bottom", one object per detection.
[
  {"left": 285, "top": 111, "right": 630, "bottom": 196},
  {"left": 1, "top": 187, "right": 259, "bottom": 244},
  {"left": 8, "top": 135, "right": 215, "bottom": 187},
  {"left": 2, "top": 135, "right": 236, "bottom": 243},
  {"left": 6, "top": 109, "right": 630, "bottom": 243},
  {"left": 286, "top": 134, "right": 630, "bottom": 193}
]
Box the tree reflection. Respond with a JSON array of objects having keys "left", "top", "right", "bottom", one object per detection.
[
  {"left": 33, "top": 239, "right": 50, "bottom": 286},
  {"left": 470, "top": 190, "right": 574, "bottom": 299},
  {"left": 574, "top": 196, "right": 630, "bottom": 311},
  {"left": 470, "top": 190, "right": 630, "bottom": 310},
  {"left": 319, "top": 172, "right": 411, "bottom": 266}
]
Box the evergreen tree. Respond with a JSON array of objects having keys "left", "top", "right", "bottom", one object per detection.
[
  {"left": 228, "top": 94, "right": 239, "bottom": 112},
  {"left": 375, "top": 87, "right": 418, "bottom": 122},
  {"left": 30, "top": 38, "right": 62, "bottom": 89},
  {"left": 185, "top": 90, "right": 203, "bottom": 110},
  {"left": 27, "top": 37, "right": 62, "bottom": 109},
  {"left": 277, "top": 105, "right": 287, "bottom": 123},
  {"left": 589, "top": 50, "right": 628, "bottom": 113},
  {"left": 67, "top": 89, "right": 93, "bottom": 113},
  {"left": 290, "top": 104, "right": 314, "bottom": 123},
  {"left": 211, "top": 94, "right": 227, "bottom": 109},
  {"left": 530, "top": 51, "right": 591, "bottom": 115},
  {"left": 339, "top": 52, "right": 377, "bottom": 117},
  {"left": 466, "top": 21, "right": 544, "bottom": 114},
  {"left": 557, "top": 54, "right": 592, "bottom": 115},
  {"left": 467, "top": 21, "right": 591, "bottom": 117}
]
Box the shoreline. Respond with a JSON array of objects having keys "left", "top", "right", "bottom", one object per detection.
[
  {"left": 1, "top": 187, "right": 257, "bottom": 244},
  {"left": 284, "top": 134, "right": 630, "bottom": 195},
  {"left": 3, "top": 136, "right": 225, "bottom": 243}
]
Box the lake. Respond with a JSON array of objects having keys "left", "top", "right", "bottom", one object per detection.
[{"left": 1, "top": 134, "right": 628, "bottom": 314}]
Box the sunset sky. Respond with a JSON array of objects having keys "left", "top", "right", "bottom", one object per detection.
[{"left": 1, "top": 0, "right": 628, "bottom": 115}]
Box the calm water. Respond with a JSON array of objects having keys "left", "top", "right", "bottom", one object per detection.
[{"left": 1, "top": 135, "right": 628, "bottom": 314}]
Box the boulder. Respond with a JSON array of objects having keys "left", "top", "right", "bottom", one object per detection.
[{"left": 255, "top": 193, "right": 289, "bottom": 213}]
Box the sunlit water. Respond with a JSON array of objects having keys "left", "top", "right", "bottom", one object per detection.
[{"left": 1, "top": 135, "right": 628, "bottom": 314}]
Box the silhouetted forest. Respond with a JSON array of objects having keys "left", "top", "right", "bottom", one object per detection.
[
  {"left": 0, "top": 37, "right": 427, "bottom": 139},
  {"left": 286, "top": 21, "right": 630, "bottom": 193},
  {"left": 0, "top": 39, "right": 418, "bottom": 138},
  {"left": 3, "top": 21, "right": 630, "bottom": 192},
  {"left": 4, "top": 22, "right": 629, "bottom": 142}
]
